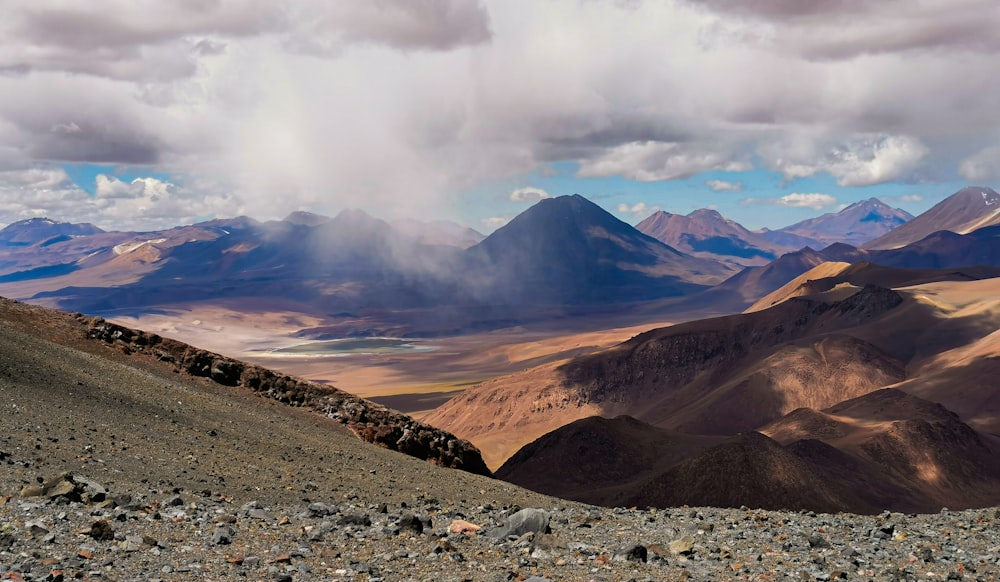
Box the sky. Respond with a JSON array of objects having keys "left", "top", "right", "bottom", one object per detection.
[{"left": 0, "top": 0, "right": 998, "bottom": 233}]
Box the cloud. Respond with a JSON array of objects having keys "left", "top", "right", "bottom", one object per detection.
[
  {"left": 0, "top": 0, "right": 996, "bottom": 228},
  {"left": 882, "top": 193, "right": 924, "bottom": 204},
  {"left": 741, "top": 193, "right": 839, "bottom": 210},
  {"left": 0, "top": 2, "right": 491, "bottom": 82},
  {"left": 959, "top": 146, "right": 1000, "bottom": 182},
  {"left": 759, "top": 134, "right": 929, "bottom": 187},
  {"left": 286, "top": 1, "right": 492, "bottom": 55},
  {"left": 578, "top": 141, "right": 752, "bottom": 182},
  {"left": 509, "top": 187, "right": 551, "bottom": 202},
  {"left": 706, "top": 179, "right": 743, "bottom": 192},
  {"left": 0, "top": 170, "right": 240, "bottom": 231},
  {"left": 687, "top": 0, "right": 1000, "bottom": 59},
  {"left": 617, "top": 202, "right": 661, "bottom": 218}
]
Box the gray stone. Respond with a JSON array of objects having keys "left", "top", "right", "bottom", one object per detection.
[
  {"left": 398, "top": 513, "right": 423, "bottom": 535},
  {"left": 212, "top": 525, "right": 236, "bottom": 545},
  {"left": 308, "top": 502, "right": 334, "bottom": 517},
  {"left": 613, "top": 544, "right": 648, "bottom": 563},
  {"left": 338, "top": 513, "right": 371, "bottom": 527},
  {"left": 495, "top": 508, "right": 550, "bottom": 538}
]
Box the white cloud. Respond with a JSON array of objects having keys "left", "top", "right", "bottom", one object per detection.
[
  {"left": 0, "top": 167, "right": 72, "bottom": 189},
  {"left": 741, "top": 193, "right": 839, "bottom": 210},
  {"left": 959, "top": 146, "right": 1000, "bottom": 182},
  {"left": 617, "top": 201, "right": 661, "bottom": 218},
  {"left": 0, "top": 171, "right": 240, "bottom": 231},
  {"left": 706, "top": 179, "right": 743, "bottom": 192},
  {"left": 509, "top": 187, "right": 551, "bottom": 202},
  {"left": 760, "top": 134, "right": 929, "bottom": 187},
  {"left": 578, "top": 141, "right": 752, "bottom": 182}
]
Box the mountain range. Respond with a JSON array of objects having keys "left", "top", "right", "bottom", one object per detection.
[
  {"left": 5, "top": 184, "right": 1000, "bottom": 515},
  {"left": 864, "top": 186, "right": 1000, "bottom": 249},
  {"left": 760, "top": 198, "right": 913, "bottom": 248},
  {"left": 635, "top": 208, "right": 791, "bottom": 267},
  {"left": 0, "top": 195, "right": 737, "bottom": 335},
  {"left": 431, "top": 261, "right": 1000, "bottom": 512}
]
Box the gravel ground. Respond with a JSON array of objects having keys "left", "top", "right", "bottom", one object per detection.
[{"left": 1, "top": 469, "right": 999, "bottom": 581}]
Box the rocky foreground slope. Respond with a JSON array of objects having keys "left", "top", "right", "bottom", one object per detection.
[{"left": 2, "top": 298, "right": 1000, "bottom": 580}]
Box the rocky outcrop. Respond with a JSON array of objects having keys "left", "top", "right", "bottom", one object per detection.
[{"left": 85, "top": 318, "right": 492, "bottom": 476}]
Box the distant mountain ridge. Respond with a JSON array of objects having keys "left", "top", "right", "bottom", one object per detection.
[
  {"left": 865, "top": 186, "right": 1000, "bottom": 249},
  {"left": 760, "top": 198, "right": 913, "bottom": 248},
  {"left": 0, "top": 195, "right": 736, "bottom": 331},
  {"left": 636, "top": 209, "right": 791, "bottom": 267},
  {"left": 0, "top": 217, "right": 105, "bottom": 246}
]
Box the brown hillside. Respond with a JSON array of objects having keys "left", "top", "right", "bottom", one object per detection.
[
  {"left": 764, "top": 389, "right": 1000, "bottom": 511},
  {"left": 494, "top": 415, "right": 723, "bottom": 505}
]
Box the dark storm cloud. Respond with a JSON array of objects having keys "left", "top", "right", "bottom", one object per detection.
[{"left": 537, "top": 117, "right": 694, "bottom": 162}]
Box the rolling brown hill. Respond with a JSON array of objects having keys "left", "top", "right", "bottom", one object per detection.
[
  {"left": 688, "top": 223, "right": 1000, "bottom": 315},
  {"left": 762, "top": 389, "right": 1000, "bottom": 511},
  {"left": 427, "top": 274, "right": 1000, "bottom": 469},
  {"left": 497, "top": 390, "right": 1000, "bottom": 514},
  {"left": 747, "top": 261, "right": 1000, "bottom": 313},
  {"left": 494, "top": 415, "right": 724, "bottom": 505}
]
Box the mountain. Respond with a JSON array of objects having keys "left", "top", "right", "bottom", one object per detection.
[
  {"left": 464, "top": 195, "right": 735, "bottom": 305},
  {"left": 392, "top": 218, "right": 485, "bottom": 249},
  {"left": 753, "top": 227, "right": 823, "bottom": 250},
  {"left": 761, "top": 198, "right": 913, "bottom": 248},
  {"left": 691, "top": 222, "right": 1000, "bottom": 314},
  {"left": 0, "top": 217, "right": 104, "bottom": 246},
  {"left": 695, "top": 246, "right": 830, "bottom": 310},
  {"left": 865, "top": 186, "right": 1000, "bottom": 250},
  {"left": 0, "top": 197, "right": 735, "bottom": 331},
  {"left": 427, "top": 268, "right": 1000, "bottom": 468},
  {"left": 283, "top": 210, "right": 332, "bottom": 227},
  {"left": 498, "top": 389, "right": 1000, "bottom": 514},
  {"left": 635, "top": 209, "right": 791, "bottom": 266}
]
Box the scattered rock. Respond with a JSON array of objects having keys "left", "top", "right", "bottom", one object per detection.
[
  {"left": 614, "top": 544, "right": 648, "bottom": 563},
  {"left": 669, "top": 537, "right": 695, "bottom": 556},
  {"left": 398, "top": 513, "right": 423, "bottom": 535},
  {"left": 495, "top": 508, "right": 550, "bottom": 538},
  {"left": 88, "top": 520, "right": 114, "bottom": 542},
  {"left": 212, "top": 525, "right": 236, "bottom": 545},
  {"left": 449, "top": 519, "right": 481, "bottom": 535},
  {"left": 338, "top": 513, "right": 371, "bottom": 527}
]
